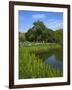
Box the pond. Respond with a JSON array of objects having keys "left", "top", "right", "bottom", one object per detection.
[
  {"left": 35, "top": 46, "right": 63, "bottom": 72},
  {"left": 44, "top": 55, "right": 63, "bottom": 71},
  {"left": 44, "top": 47, "right": 63, "bottom": 72}
]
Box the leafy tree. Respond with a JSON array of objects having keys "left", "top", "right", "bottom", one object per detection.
[
  {"left": 25, "top": 28, "right": 36, "bottom": 42},
  {"left": 19, "top": 20, "right": 63, "bottom": 45},
  {"left": 33, "top": 20, "right": 47, "bottom": 30},
  {"left": 54, "top": 29, "right": 63, "bottom": 45},
  {"left": 25, "top": 20, "right": 47, "bottom": 42}
]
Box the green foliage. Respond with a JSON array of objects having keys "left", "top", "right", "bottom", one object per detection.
[
  {"left": 25, "top": 20, "right": 57, "bottom": 43},
  {"left": 19, "top": 44, "right": 63, "bottom": 79},
  {"left": 19, "top": 32, "right": 25, "bottom": 42},
  {"left": 19, "top": 21, "right": 63, "bottom": 79},
  {"left": 33, "top": 20, "right": 47, "bottom": 30},
  {"left": 54, "top": 29, "right": 63, "bottom": 45},
  {"left": 19, "top": 20, "right": 63, "bottom": 44}
]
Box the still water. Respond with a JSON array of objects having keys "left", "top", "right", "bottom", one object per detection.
[
  {"left": 44, "top": 55, "right": 63, "bottom": 71},
  {"left": 36, "top": 47, "right": 63, "bottom": 72}
]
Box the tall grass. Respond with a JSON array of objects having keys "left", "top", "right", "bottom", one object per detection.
[{"left": 19, "top": 43, "right": 63, "bottom": 79}]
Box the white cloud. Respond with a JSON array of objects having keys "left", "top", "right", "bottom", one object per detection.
[{"left": 32, "top": 14, "right": 46, "bottom": 19}]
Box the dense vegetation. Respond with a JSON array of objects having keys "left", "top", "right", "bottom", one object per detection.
[
  {"left": 19, "top": 44, "right": 63, "bottom": 79},
  {"left": 19, "top": 20, "right": 63, "bottom": 79},
  {"left": 19, "top": 20, "right": 63, "bottom": 44}
]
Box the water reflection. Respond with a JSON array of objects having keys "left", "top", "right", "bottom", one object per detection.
[
  {"left": 35, "top": 47, "right": 63, "bottom": 72},
  {"left": 44, "top": 55, "right": 63, "bottom": 71}
]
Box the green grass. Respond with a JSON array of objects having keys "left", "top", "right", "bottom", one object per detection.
[{"left": 19, "top": 43, "right": 63, "bottom": 79}]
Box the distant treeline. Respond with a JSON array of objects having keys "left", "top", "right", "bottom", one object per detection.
[{"left": 19, "top": 20, "right": 63, "bottom": 45}]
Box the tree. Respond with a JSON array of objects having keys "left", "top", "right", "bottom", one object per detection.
[
  {"left": 54, "top": 29, "right": 63, "bottom": 45},
  {"left": 19, "top": 20, "right": 63, "bottom": 45},
  {"left": 25, "top": 20, "right": 52, "bottom": 42},
  {"left": 33, "top": 20, "right": 47, "bottom": 30},
  {"left": 25, "top": 28, "right": 36, "bottom": 42}
]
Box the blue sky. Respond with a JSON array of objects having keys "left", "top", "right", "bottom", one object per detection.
[{"left": 19, "top": 10, "right": 63, "bottom": 32}]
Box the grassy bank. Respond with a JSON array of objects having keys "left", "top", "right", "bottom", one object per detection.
[{"left": 19, "top": 43, "right": 63, "bottom": 79}]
